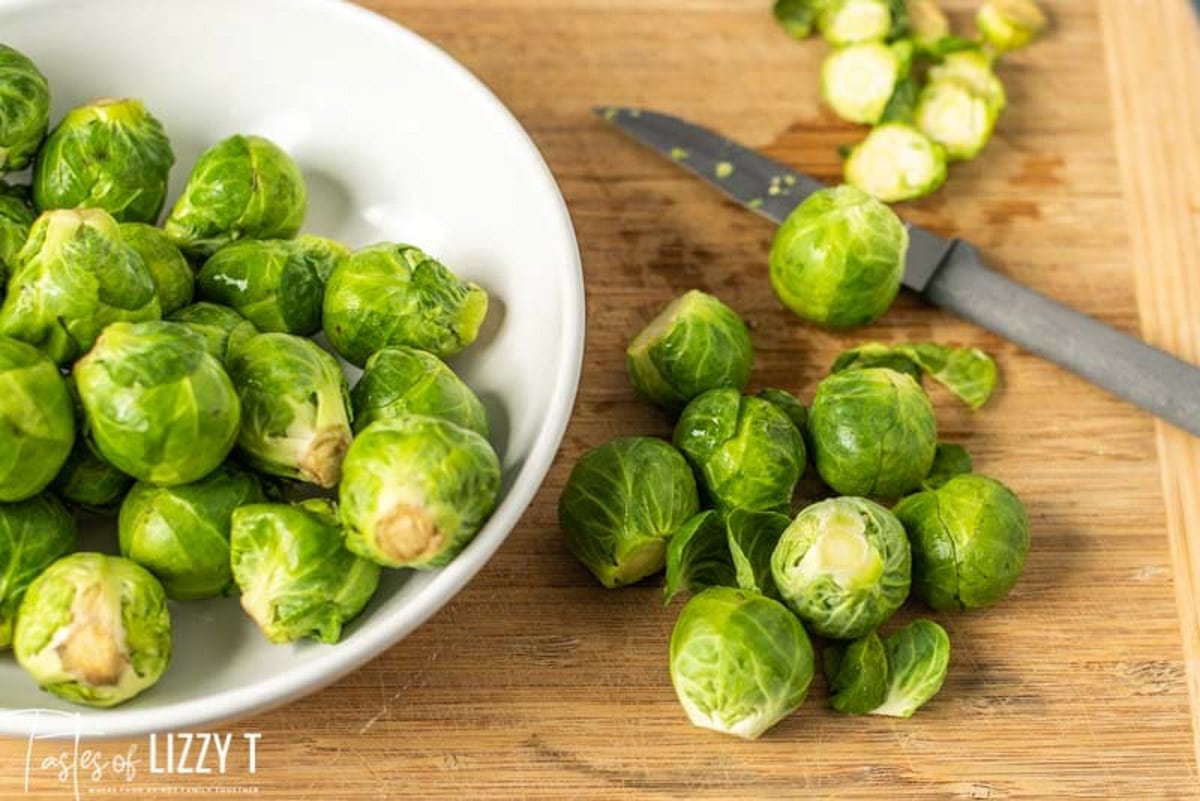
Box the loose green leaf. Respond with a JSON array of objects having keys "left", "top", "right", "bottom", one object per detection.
[
  {"left": 726, "top": 509, "right": 790, "bottom": 599},
  {"left": 869, "top": 619, "right": 950, "bottom": 718},
  {"left": 663, "top": 511, "right": 735, "bottom": 605},
  {"left": 823, "top": 631, "right": 889, "bottom": 714},
  {"left": 831, "top": 342, "right": 999, "bottom": 408},
  {"left": 774, "top": 0, "right": 821, "bottom": 39},
  {"left": 920, "top": 443, "right": 972, "bottom": 491}
]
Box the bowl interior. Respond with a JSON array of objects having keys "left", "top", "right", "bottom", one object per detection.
[{"left": 0, "top": 0, "right": 582, "bottom": 737}]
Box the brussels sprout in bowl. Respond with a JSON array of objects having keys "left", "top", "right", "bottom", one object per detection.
[{"left": 0, "top": 0, "right": 583, "bottom": 737}]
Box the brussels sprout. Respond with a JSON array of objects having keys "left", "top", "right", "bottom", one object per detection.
[
  {"left": 33, "top": 98, "right": 174, "bottom": 224},
  {"left": 774, "top": 0, "right": 821, "bottom": 39},
  {"left": 844, "top": 123, "right": 948, "bottom": 202},
  {"left": 52, "top": 437, "right": 133, "bottom": 513},
  {"left": 823, "top": 630, "right": 888, "bottom": 713},
  {"left": 819, "top": 0, "right": 893, "bottom": 45},
  {"left": 0, "top": 495, "right": 76, "bottom": 648},
  {"left": 226, "top": 333, "right": 352, "bottom": 488},
  {"left": 755, "top": 388, "right": 807, "bottom": 433},
  {"left": 197, "top": 236, "right": 348, "bottom": 336},
  {"left": 894, "top": 474, "right": 1029, "bottom": 610},
  {"left": 0, "top": 208, "right": 161, "bottom": 365},
  {"left": 821, "top": 42, "right": 906, "bottom": 125},
  {"left": 915, "top": 79, "right": 999, "bottom": 162},
  {"left": 164, "top": 134, "right": 307, "bottom": 259},
  {"left": 928, "top": 50, "right": 1007, "bottom": 114},
  {"left": 351, "top": 346, "right": 488, "bottom": 437},
  {"left": 664, "top": 511, "right": 734, "bottom": 605},
  {"left": 341, "top": 416, "right": 501, "bottom": 570},
  {"left": 0, "top": 45, "right": 50, "bottom": 174},
  {"left": 0, "top": 183, "right": 34, "bottom": 287},
  {"left": 626, "top": 290, "right": 754, "bottom": 411},
  {"left": 870, "top": 619, "right": 950, "bottom": 717},
  {"left": 976, "top": 0, "right": 1047, "bottom": 54},
  {"left": 832, "top": 341, "right": 999, "bottom": 408},
  {"left": 669, "top": 587, "right": 814, "bottom": 739},
  {"left": 559, "top": 437, "right": 699, "bottom": 588},
  {"left": 323, "top": 243, "right": 488, "bottom": 367},
  {"left": 167, "top": 302, "right": 258, "bottom": 364},
  {"left": 726, "top": 509, "right": 789, "bottom": 598},
  {"left": 769, "top": 186, "right": 907, "bottom": 328},
  {"left": 119, "top": 223, "right": 193, "bottom": 316},
  {"left": 74, "top": 321, "right": 240, "bottom": 486},
  {"left": 905, "top": 0, "right": 949, "bottom": 48},
  {"left": 231, "top": 499, "right": 380, "bottom": 644},
  {"left": 674, "top": 389, "right": 806, "bottom": 513},
  {"left": 0, "top": 336, "right": 74, "bottom": 502},
  {"left": 14, "top": 552, "right": 171, "bottom": 708},
  {"left": 808, "top": 367, "right": 937, "bottom": 497},
  {"left": 771, "top": 497, "right": 910, "bottom": 639},
  {"left": 119, "top": 466, "right": 265, "bottom": 600},
  {"left": 920, "top": 442, "right": 972, "bottom": 491}
]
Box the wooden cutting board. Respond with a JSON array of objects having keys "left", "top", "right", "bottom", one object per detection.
[{"left": 3, "top": 1, "right": 1199, "bottom": 798}]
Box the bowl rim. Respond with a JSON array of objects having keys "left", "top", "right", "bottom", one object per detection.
[{"left": 0, "top": 0, "right": 585, "bottom": 739}]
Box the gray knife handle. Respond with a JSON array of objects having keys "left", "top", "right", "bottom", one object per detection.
[{"left": 925, "top": 242, "right": 1200, "bottom": 436}]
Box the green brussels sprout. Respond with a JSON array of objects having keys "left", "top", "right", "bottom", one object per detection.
[
  {"left": 915, "top": 79, "right": 999, "bottom": 162},
  {"left": 226, "top": 333, "right": 352, "bottom": 488},
  {"left": 341, "top": 416, "right": 501, "bottom": 569},
  {"left": 819, "top": 0, "right": 894, "bottom": 45},
  {"left": 928, "top": 50, "right": 1006, "bottom": 114},
  {"left": 976, "top": 0, "right": 1047, "bottom": 54},
  {"left": 769, "top": 186, "right": 907, "bottom": 328},
  {"left": 0, "top": 336, "right": 75, "bottom": 502},
  {"left": 197, "top": 236, "right": 348, "bottom": 335},
  {"left": 809, "top": 368, "right": 937, "bottom": 497},
  {"left": 663, "top": 511, "right": 734, "bottom": 605},
  {"left": 0, "top": 208, "right": 161, "bottom": 365},
  {"left": 823, "top": 630, "right": 888, "bottom": 713},
  {"left": 669, "top": 587, "right": 814, "bottom": 739},
  {"left": 0, "top": 45, "right": 50, "bottom": 174},
  {"left": 844, "top": 123, "right": 948, "bottom": 203},
  {"left": 164, "top": 134, "right": 307, "bottom": 259},
  {"left": 119, "top": 466, "right": 265, "bottom": 600},
  {"left": 74, "top": 321, "right": 240, "bottom": 486},
  {"left": 167, "top": 302, "right": 258, "bottom": 364},
  {"left": 322, "top": 243, "right": 488, "bottom": 367},
  {"left": 920, "top": 442, "right": 972, "bottom": 491},
  {"left": 832, "top": 341, "right": 999, "bottom": 408},
  {"left": 33, "top": 98, "right": 174, "bottom": 223},
  {"left": 119, "top": 223, "right": 193, "bottom": 316},
  {"left": 231, "top": 499, "right": 380, "bottom": 644},
  {"left": 905, "top": 0, "right": 950, "bottom": 48},
  {"left": 726, "top": 509, "right": 789, "bottom": 599},
  {"left": 559, "top": 437, "right": 699, "bottom": 588},
  {"left": 870, "top": 619, "right": 950, "bottom": 717},
  {"left": 673, "top": 388, "right": 806, "bottom": 513},
  {"left": 755, "top": 388, "right": 807, "bottom": 433},
  {"left": 0, "top": 495, "right": 76, "bottom": 648},
  {"left": 771, "top": 497, "right": 910, "bottom": 639},
  {"left": 351, "top": 345, "right": 488, "bottom": 437},
  {"left": 14, "top": 552, "right": 171, "bottom": 708},
  {"left": 51, "top": 437, "right": 133, "bottom": 513},
  {"left": 894, "top": 473, "right": 1029, "bottom": 611},
  {"left": 773, "top": 0, "right": 821, "bottom": 39},
  {"left": 0, "top": 182, "right": 35, "bottom": 289},
  {"left": 626, "top": 290, "right": 754, "bottom": 411},
  {"left": 821, "top": 42, "right": 906, "bottom": 125}
]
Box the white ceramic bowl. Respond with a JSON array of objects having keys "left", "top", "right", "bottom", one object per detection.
[{"left": 0, "top": 0, "right": 583, "bottom": 737}]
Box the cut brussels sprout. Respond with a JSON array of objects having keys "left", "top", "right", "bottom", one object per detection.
[
  {"left": 809, "top": 367, "right": 937, "bottom": 497},
  {"left": 226, "top": 333, "right": 352, "bottom": 488},
  {"left": 905, "top": 0, "right": 949, "bottom": 48},
  {"left": 119, "top": 466, "right": 265, "bottom": 600},
  {"left": 673, "top": 388, "right": 806, "bottom": 513},
  {"left": 920, "top": 443, "right": 972, "bottom": 491},
  {"left": 820, "top": 0, "right": 893, "bottom": 45},
  {"left": 231, "top": 499, "right": 380, "bottom": 644},
  {"left": 929, "top": 50, "right": 1007, "bottom": 114},
  {"left": 773, "top": 0, "right": 822, "bottom": 39},
  {"left": 0, "top": 336, "right": 75, "bottom": 502},
  {"left": 341, "top": 416, "right": 501, "bottom": 570},
  {"left": 167, "top": 302, "right": 258, "bottom": 364},
  {"left": 164, "top": 134, "right": 307, "bottom": 258},
  {"left": 14, "top": 553, "right": 171, "bottom": 708},
  {"left": 823, "top": 630, "right": 889, "bottom": 713},
  {"left": 627, "top": 290, "right": 754, "bottom": 412},
  {"left": 119, "top": 223, "right": 193, "bottom": 316},
  {"left": 771, "top": 497, "right": 910, "bottom": 639},
  {"left": 726, "top": 508, "right": 789, "bottom": 599},
  {"left": 755, "top": 388, "right": 807, "bottom": 433},
  {"left": 915, "top": 79, "right": 999, "bottom": 162},
  {"left": 832, "top": 341, "right": 999, "bottom": 408},
  {"left": 0, "top": 183, "right": 34, "bottom": 288},
  {"left": 0, "top": 495, "right": 76, "bottom": 648},
  {"left": 323, "top": 243, "right": 488, "bottom": 367},
  {"left": 894, "top": 473, "right": 1029, "bottom": 610},
  {"left": 869, "top": 619, "right": 950, "bottom": 717},
  {"left": 769, "top": 185, "right": 907, "bottom": 328},
  {"left": 821, "top": 42, "right": 904, "bottom": 125},
  {"left": 52, "top": 436, "right": 133, "bottom": 513},
  {"left": 0, "top": 45, "right": 50, "bottom": 174},
  {"left": 844, "top": 123, "right": 948, "bottom": 202},
  {"left": 74, "top": 321, "right": 240, "bottom": 486},
  {"left": 976, "top": 0, "right": 1047, "bottom": 54},
  {"left": 33, "top": 98, "right": 174, "bottom": 224},
  {"left": 350, "top": 345, "right": 488, "bottom": 437},
  {"left": 0, "top": 208, "right": 161, "bottom": 365},
  {"left": 664, "top": 510, "right": 734, "bottom": 605},
  {"left": 559, "top": 437, "right": 699, "bottom": 588},
  {"left": 669, "top": 587, "right": 814, "bottom": 739}
]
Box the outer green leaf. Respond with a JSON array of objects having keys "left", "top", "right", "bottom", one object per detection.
[
  {"left": 0, "top": 45, "right": 50, "bottom": 173},
  {"left": 831, "top": 341, "right": 999, "bottom": 408},
  {"left": 119, "top": 223, "right": 193, "bottom": 316},
  {"left": 726, "top": 508, "right": 789, "bottom": 598},
  {"left": 755, "top": 388, "right": 807, "bottom": 433},
  {"left": 663, "top": 510, "right": 734, "bottom": 606},
  {"left": 870, "top": 619, "right": 950, "bottom": 717},
  {"left": 167, "top": 302, "right": 258, "bottom": 364},
  {"left": 351, "top": 345, "right": 488, "bottom": 437},
  {"left": 0, "top": 336, "right": 74, "bottom": 502},
  {"left": 774, "top": 0, "right": 822, "bottom": 39},
  {"left": 920, "top": 443, "right": 972, "bottom": 491},
  {"left": 0, "top": 494, "right": 75, "bottom": 647},
  {"left": 823, "top": 630, "right": 889, "bottom": 713}
]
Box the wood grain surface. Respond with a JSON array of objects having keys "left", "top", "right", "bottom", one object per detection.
[{"left": 2, "top": 1, "right": 1199, "bottom": 798}]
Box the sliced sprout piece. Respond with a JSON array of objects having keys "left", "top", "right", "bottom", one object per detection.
[
  {"left": 823, "top": 630, "right": 889, "bottom": 713},
  {"left": 0, "top": 45, "right": 50, "bottom": 174},
  {"left": 929, "top": 49, "right": 1007, "bottom": 114},
  {"left": 831, "top": 341, "right": 999, "bottom": 408},
  {"left": 915, "top": 78, "right": 999, "bottom": 162},
  {"left": 774, "top": 0, "right": 822, "bottom": 39},
  {"left": 976, "top": 0, "right": 1047, "bottom": 54},
  {"left": 921, "top": 443, "right": 973, "bottom": 491},
  {"left": 820, "top": 0, "right": 894, "bottom": 45},
  {"left": 822, "top": 43, "right": 903, "bottom": 125},
  {"left": 845, "top": 123, "right": 948, "bottom": 202},
  {"left": 663, "top": 510, "right": 735, "bottom": 606},
  {"left": 869, "top": 619, "right": 950, "bottom": 717},
  {"left": 726, "top": 509, "right": 790, "bottom": 599},
  {"left": 0, "top": 495, "right": 76, "bottom": 648}
]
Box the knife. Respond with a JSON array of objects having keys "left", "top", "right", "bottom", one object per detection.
[{"left": 595, "top": 107, "right": 1200, "bottom": 437}]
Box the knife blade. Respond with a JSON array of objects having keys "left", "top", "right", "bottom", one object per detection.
[{"left": 595, "top": 106, "right": 1200, "bottom": 437}]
